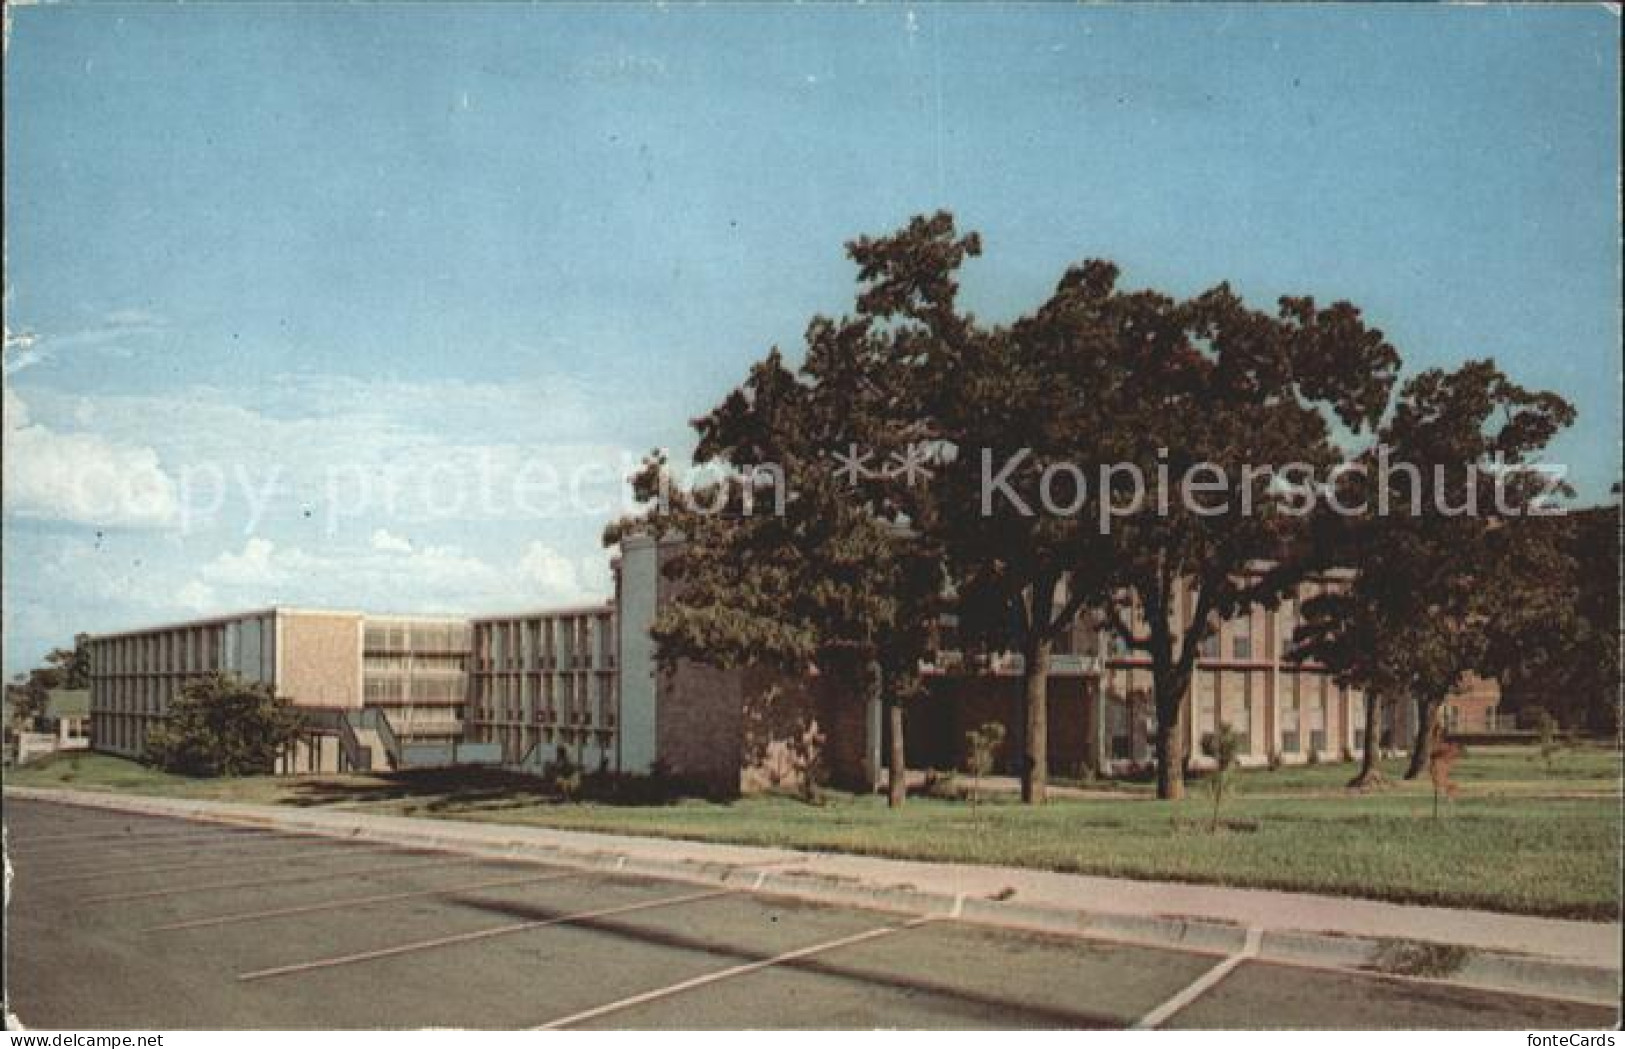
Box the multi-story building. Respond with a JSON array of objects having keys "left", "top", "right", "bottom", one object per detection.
[
  {"left": 361, "top": 616, "right": 472, "bottom": 744},
  {"left": 463, "top": 604, "right": 619, "bottom": 768},
  {"left": 88, "top": 608, "right": 363, "bottom": 773},
  {"left": 84, "top": 537, "right": 1482, "bottom": 789},
  {"left": 903, "top": 569, "right": 1427, "bottom": 778}
]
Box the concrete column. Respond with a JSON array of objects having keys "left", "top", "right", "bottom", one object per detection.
[
  {"left": 864, "top": 687, "right": 883, "bottom": 791},
  {"left": 615, "top": 535, "right": 660, "bottom": 774}
]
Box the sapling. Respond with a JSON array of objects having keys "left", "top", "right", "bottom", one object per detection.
[{"left": 1201, "top": 723, "right": 1244, "bottom": 833}]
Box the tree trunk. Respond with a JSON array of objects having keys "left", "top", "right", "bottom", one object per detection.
[
  {"left": 1153, "top": 676, "right": 1188, "bottom": 800},
  {"left": 1021, "top": 635, "right": 1052, "bottom": 805},
  {"left": 1347, "top": 691, "right": 1384, "bottom": 789},
  {"left": 1405, "top": 699, "right": 1441, "bottom": 779},
  {"left": 886, "top": 696, "right": 907, "bottom": 809}
]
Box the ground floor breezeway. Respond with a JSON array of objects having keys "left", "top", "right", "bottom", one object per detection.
[{"left": 902, "top": 667, "right": 1420, "bottom": 780}]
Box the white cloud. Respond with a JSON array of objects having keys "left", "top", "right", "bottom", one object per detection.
[
  {"left": 16, "top": 373, "right": 649, "bottom": 534},
  {"left": 516, "top": 541, "right": 605, "bottom": 605},
  {"left": 200, "top": 536, "right": 283, "bottom": 587},
  {"left": 175, "top": 579, "right": 217, "bottom": 612},
  {"left": 187, "top": 535, "right": 610, "bottom": 615},
  {"left": 370, "top": 528, "right": 414, "bottom": 553},
  {"left": 2, "top": 385, "right": 181, "bottom": 529},
  {"left": 3, "top": 327, "right": 43, "bottom": 375}
]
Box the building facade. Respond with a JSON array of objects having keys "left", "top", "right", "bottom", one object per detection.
[
  {"left": 463, "top": 604, "right": 619, "bottom": 769},
  {"left": 85, "top": 538, "right": 1480, "bottom": 788},
  {"left": 362, "top": 616, "right": 472, "bottom": 744},
  {"left": 89, "top": 608, "right": 361, "bottom": 768}
]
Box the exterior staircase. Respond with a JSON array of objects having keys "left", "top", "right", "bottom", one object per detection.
[{"left": 350, "top": 726, "right": 388, "bottom": 772}]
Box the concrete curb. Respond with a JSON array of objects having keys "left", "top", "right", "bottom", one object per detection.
[{"left": 9, "top": 786, "right": 1619, "bottom": 1007}]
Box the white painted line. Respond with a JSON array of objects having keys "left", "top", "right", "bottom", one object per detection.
[
  {"left": 7, "top": 828, "right": 280, "bottom": 856},
  {"left": 751, "top": 870, "right": 769, "bottom": 890},
  {"left": 84, "top": 854, "right": 479, "bottom": 904},
  {"left": 2, "top": 825, "right": 216, "bottom": 846},
  {"left": 238, "top": 888, "right": 733, "bottom": 983},
  {"left": 949, "top": 893, "right": 965, "bottom": 918},
  {"left": 144, "top": 869, "right": 589, "bottom": 932},
  {"left": 1131, "top": 926, "right": 1262, "bottom": 1030},
  {"left": 37, "top": 843, "right": 409, "bottom": 885},
  {"left": 532, "top": 915, "right": 938, "bottom": 1030}
]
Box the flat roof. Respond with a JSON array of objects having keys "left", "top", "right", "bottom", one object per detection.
[
  {"left": 469, "top": 601, "right": 615, "bottom": 623},
  {"left": 90, "top": 601, "right": 616, "bottom": 641}
]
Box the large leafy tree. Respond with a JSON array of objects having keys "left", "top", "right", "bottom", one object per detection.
[
  {"left": 1075, "top": 274, "right": 1400, "bottom": 800},
  {"left": 847, "top": 216, "right": 1402, "bottom": 802},
  {"left": 1295, "top": 360, "right": 1576, "bottom": 782},
  {"left": 853, "top": 216, "right": 1128, "bottom": 803},
  {"left": 681, "top": 212, "right": 1406, "bottom": 804},
  {"left": 145, "top": 672, "right": 306, "bottom": 777},
  {"left": 608, "top": 304, "right": 946, "bottom": 808},
  {"left": 45, "top": 633, "right": 92, "bottom": 690},
  {"left": 1486, "top": 500, "right": 1620, "bottom": 735}
]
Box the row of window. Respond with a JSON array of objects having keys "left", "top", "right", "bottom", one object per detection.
[
  {"left": 363, "top": 653, "right": 468, "bottom": 673},
  {"left": 92, "top": 618, "right": 275, "bottom": 677},
  {"left": 93, "top": 679, "right": 184, "bottom": 715},
  {"left": 363, "top": 676, "right": 466, "bottom": 703},
  {"left": 1104, "top": 667, "right": 1367, "bottom": 758},
  {"left": 91, "top": 714, "right": 153, "bottom": 754},
  {"left": 363, "top": 620, "right": 472, "bottom": 654},
  {"left": 474, "top": 614, "right": 616, "bottom": 669}
]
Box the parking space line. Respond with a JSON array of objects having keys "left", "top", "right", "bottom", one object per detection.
[
  {"left": 7, "top": 824, "right": 272, "bottom": 845},
  {"left": 144, "top": 869, "right": 589, "bottom": 932},
  {"left": 9, "top": 835, "right": 309, "bottom": 867},
  {"left": 37, "top": 843, "right": 410, "bottom": 885},
  {"left": 83, "top": 854, "right": 479, "bottom": 903},
  {"left": 7, "top": 828, "right": 281, "bottom": 857},
  {"left": 2, "top": 822, "right": 191, "bottom": 843},
  {"left": 237, "top": 888, "right": 734, "bottom": 983},
  {"left": 1131, "top": 926, "right": 1262, "bottom": 1030},
  {"left": 531, "top": 914, "right": 939, "bottom": 1030}
]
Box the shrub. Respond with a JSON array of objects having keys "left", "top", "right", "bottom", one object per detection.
[
  {"left": 549, "top": 746, "right": 583, "bottom": 802},
  {"left": 145, "top": 672, "right": 304, "bottom": 777},
  {"left": 964, "top": 721, "right": 1006, "bottom": 814},
  {"left": 1532, "top": 709, "right": 1566, "bottom": 772},
  {"left": 921, "top": 768, "right": 960, "bottom": 800},
  {"left": 1266, "top": 748, "right": 1283, "bottom": 772},
  {"left": 1427, "top": 732, "right": 1461, "bottom": 820}
]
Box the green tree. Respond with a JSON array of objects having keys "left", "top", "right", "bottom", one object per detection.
[
  {"left": 5, "top": 674, "right": 50, "bottom": 730},
  {"left": 1077, "top": 272, "right": 1400, "bottom": 800},
  {"left": 1295, "top": 360, "right": 1576, "bottom": 783},
  {"left": 145, "top": 672, "right": 305, "bottom": 777},
  {"left": 608, "top": 306, "right": 946, "bottom": 809},
  {"left": 964, "top": 721, "right": 1006, "bottom": 815},
  {"left": 43, "top": 633, "right": 92, "bottom": 690},
  {"left": 1488, "top": 502, "right": 1620, "bottom": 735},
  {"left": 5, "top": 633, "right": 91, "bottom": 731},
  {"left": 848, "top": 215, "right": 1130, "bottom": 804}
]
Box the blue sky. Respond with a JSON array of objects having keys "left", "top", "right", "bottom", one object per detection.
[{"left": 4, "top": 4, "right": 1619, "bottom": 675}]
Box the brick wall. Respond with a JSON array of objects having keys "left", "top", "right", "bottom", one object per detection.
[{"left": 278, "top": 612, "right": 363, "bottom": 709}]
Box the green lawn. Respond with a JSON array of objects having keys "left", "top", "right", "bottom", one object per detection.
[{"left": 7, "top": 746, "right": 1620, "bottom": 920}]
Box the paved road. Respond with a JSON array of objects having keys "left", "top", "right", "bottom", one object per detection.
[{"left": 3, "top": 798, "right": 1616, "bottom": 1030}]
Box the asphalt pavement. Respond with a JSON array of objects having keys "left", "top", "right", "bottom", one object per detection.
[{"left": 3, "top": 797, "right": 1616, "bottom": 1030}]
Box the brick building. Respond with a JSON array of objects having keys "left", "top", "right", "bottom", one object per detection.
[{"left": 85, "top": 536, "right": 1490, "bottom": 789}]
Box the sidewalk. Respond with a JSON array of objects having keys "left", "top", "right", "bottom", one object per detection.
[{"left": 8, "top": 785, "right": 1620, "bottom": 997}]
